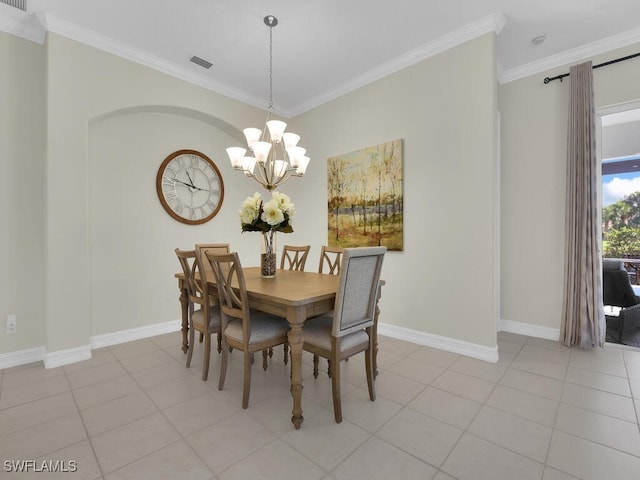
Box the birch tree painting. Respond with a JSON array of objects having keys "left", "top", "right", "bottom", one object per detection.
[{"left": 327, "top": 139, "right": 403, "bottom": 250}]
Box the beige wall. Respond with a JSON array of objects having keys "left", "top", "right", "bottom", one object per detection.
[
  {"left": 41, "top": 33, "right": 270, "bottom": 354},
  {"left": 4, "top": 20, "right": 640, "bottom": 362},
  {"left": 291, "top": 33, "right": 500, "bottom": 348},
  {"left": 88, "top": 109, "right": 265, "bottom": 337},
  {"left": 1, "top": 29, "right": 501, "bottom": 361},
  {"left": 499, "top": 42, "right": 640, "bottom": 333},
  {"left": 0, "top": 33, "right": 46, "bottom": 354}
]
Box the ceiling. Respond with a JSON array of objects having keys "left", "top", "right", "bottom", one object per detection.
[{"left": 3, "top": 0, "right": 640, "bottom": 116}]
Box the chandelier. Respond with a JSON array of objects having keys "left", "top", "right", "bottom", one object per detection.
[{"left": 226, "top": 15, "right": 310, "bottom": 191}]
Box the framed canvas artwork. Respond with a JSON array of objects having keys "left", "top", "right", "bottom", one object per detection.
[{"left": 327, "top": 139, "right": 403, "bottom": 251}]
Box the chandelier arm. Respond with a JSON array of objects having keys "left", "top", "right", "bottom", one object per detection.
[
  {"left": 275, "top": 170, "right": 292, "bottom": 188},
  {"left": 254, "top": 163, "right": 270, "bottom": 187}
]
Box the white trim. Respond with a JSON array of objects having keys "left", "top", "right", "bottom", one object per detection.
[
  {"left": 290, "top": 14, "right": 506, "bottom": 116},
  {"left": 597, "top": 99, "right": 640, "bottom": 118},
  {"left": 44, "top": 345, "right": 91, "bottom": 369},
  {"left": 0, "top": 346, "right": 45, "bottom": 369},
  {"left": 500, "top": 25, "right": 640, "bottom": 84},
  {"left": 497, "top": 318, "right": 560, "bottom": 341},
  {"left": 0, "top": 320, "right": 182, "bottom": 370},
  {"left": 90, "top": 319, "right": 181, "bottom": 349},
  {"left": 0, "top": 3, "right": 45, "bottom": 43},
  {"left": 36, "top": 13, "right": 267, "bottom": 113},
  {"left": 378, "top": 322, "right": 499, "bottom": 363},
  {"left": 1, "top": 10, "right": 504, "bottom": 118}
]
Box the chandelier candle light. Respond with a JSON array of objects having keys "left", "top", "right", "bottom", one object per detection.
[{"left": 226, "top": 15, "right": 310, "bottom": 191}]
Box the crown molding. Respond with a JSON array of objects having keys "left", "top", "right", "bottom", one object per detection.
[
  {"left": 2, "top": 10, "right": 504, "bottom": 117},
  {"left": 0, "top": 3, "right": 45, "bottom": 43},
  {"left": 37, "top": 13, "right": 271, "bottom": 111},
  {"left": 500, "top": 24, "right": 640, "bottom": 84},
  {"left": 290, "top": 13, "right": 506, "bottom": 116}
]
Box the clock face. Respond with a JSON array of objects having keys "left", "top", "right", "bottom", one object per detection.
[{"left": 156, "top": 149, "right": 224, "bottom": 225}]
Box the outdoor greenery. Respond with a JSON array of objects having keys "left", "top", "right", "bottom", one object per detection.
[{"left": 603, "top": 191, "right": 640, "bottom": 257}]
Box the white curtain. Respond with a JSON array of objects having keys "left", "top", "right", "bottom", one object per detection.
[{"left": 560, "top": 61, "right": 606, "bottom": 348}]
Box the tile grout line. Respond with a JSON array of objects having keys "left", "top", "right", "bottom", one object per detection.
[{"left": 64, "top": 362, "right": 106, "bottom": 480}]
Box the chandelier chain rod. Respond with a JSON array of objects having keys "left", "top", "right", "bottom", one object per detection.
[{"left": 268, "top": 23, "right": 274, "bottom": 111}]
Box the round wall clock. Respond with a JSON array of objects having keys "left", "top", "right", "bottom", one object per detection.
[{"left": 156, "top": 149, "right": 224, "bottom": 225}]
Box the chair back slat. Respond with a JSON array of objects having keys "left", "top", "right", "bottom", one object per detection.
[
  {"left": 205, "top": 251, "right": 251, "bottom": 345},
  {"left": 175, "top": 248, "right": 207, "bottom": 307},
  {"left": 332, "top": 247, "right": 385, "bottom": 337},
  {"left": 196, "top": 244, "right": 230, "bottom": 283},
  {"left": 318, "top": 246, "right": 344, "bottom": 275},
  {"left": 281, "top": 245, "right": 311, "bottom": 271}
]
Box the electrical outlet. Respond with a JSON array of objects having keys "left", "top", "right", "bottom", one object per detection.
[{"left": 6, "top": 314, "right": 16, "bottom": 334}]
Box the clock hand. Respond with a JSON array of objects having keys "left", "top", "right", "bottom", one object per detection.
[
  {"left": 172, "top": 178, "right": 194, "bottom": 188},
  {"left": 185, "top": 170, "right": 197, "bottom": 188},
  {"left": 185, "top": 170, "right": 209, "bottom": 192}
]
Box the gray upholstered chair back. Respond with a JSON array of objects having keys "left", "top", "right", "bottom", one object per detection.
[
  {"left": 602, "top": 260, "right": 639, "bottom": 308},
  {"left": 332, "top": 246, "right": 386, "bottom": 337}
]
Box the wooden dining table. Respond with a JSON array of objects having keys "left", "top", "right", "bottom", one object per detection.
[{"left": 175, "top": 266, "right": 384, "bottom": 429}]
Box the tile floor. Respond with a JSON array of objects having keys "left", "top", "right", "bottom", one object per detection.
[{"left": 1, "top": 332, "right": 640, "bottom": 479}]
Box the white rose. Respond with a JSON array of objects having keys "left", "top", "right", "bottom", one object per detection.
[{"left": 261, "top": 198, "right": 285, "bottom": 226}]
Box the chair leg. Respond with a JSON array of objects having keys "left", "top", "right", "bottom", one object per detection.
[
  {"left": 202, "top": 334, "right": 211, "bottom": 381},
  {"left": 268, "top": 347, "right": 274, "bottom": 358},
  {"left": 242, "top": 351, "right": 252, "bottom": 409},
  {"left": 330, "top": 345, "right": 342, "bottom": 423},
  {"left": 218, "top": 340, "right": 228, "bottom": 391},
  {"left": 262, "top": 350, "right": 269, "bottom": 371},
  {"left": 199, "top": 332, "right": 204, "bottom": 343},
  {"left": 618, "top": 313, "right": 626, "bottom": 343},
  {"left": 365, "top": 348, "right": 376, "bottom": 401},
  {"left": 313, "top": 354, "right": 319, "bottom": 379},
  {"left": 327, "top": 359, "right": 331, "bottom": 378},
  {"left": 283, "top": 342, "right": 289, "bottom": 365},
  {"left": 186, "top": 324, "right": 195, "bottom": 368},
  {"left": 217, "top": 332, "right": 222, "bottom": 353}
]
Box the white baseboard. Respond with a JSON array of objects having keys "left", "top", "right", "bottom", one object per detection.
[
  {"left": 0, "top": 346, "right": 46, "bottom": 370},
  {"left": 498, "top": 318, "right": 560, "bottom": 341},
  {"left": 3, "top": 319, "right": 555, "bottom": 370},
  {"left": 90, "top": 319, "right": 181, "bottom": 349},
  {"left": 44, "top": 345, "right": 92, "bottom": 369},
  {"left": 378, "top": 322, "right": 500, "bottom": 363},
  {"left": 0, "top": 320, "right": 182, "bottom": 370}
]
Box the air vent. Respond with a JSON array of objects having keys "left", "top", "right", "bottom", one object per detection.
[
  {"left": 0, "top": 0, "right": 27, "bottom": 11},
  {"left": 190, "top": 56, "right": 213, "bottom": 69}
]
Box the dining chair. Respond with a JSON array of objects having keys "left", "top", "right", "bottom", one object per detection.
[
  {"left": 280, "top": 245, "right": 311, "bottom": 271},
  {"left": 303, "top": 246, "right": 386, "bottom": 423},
  {"left": 194, "top": 244, "right": 230, "bottom": 344},
  {"left": 318, "top": 245, "right": 344, "bottom": 275},
  {"left": 205, "top": 251, "right": 290, "bottom": 409},
  {"left": 314, "top": 245, "right": 345, "bottom": 377},
  {"left": 175, "top": 248, "right": 222, "bottom": 381},
  {"left": 195, "top": 243, "right": 230, "bottom": 259}
]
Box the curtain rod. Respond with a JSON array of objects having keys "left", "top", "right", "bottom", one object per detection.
[{"left": 543, "top": 51, "right": 640, "bottom": 84}]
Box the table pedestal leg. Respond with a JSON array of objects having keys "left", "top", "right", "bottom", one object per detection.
[
  {"left": 287, "top": 307, "right": 304, "bottom": 429},
  {"left": 179, "top": 286, "right": 189, "bottom": 354}
]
